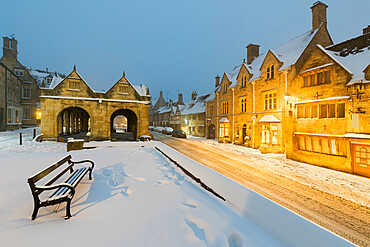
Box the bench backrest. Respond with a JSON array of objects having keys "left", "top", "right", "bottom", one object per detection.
[{"left": 27, "top": 155, "right": 73, "bottom": 193}]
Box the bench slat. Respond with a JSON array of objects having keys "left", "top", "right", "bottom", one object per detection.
[
  {"left": 28, "top": 155, "right": 72, "bottom": 183},
  {"left": 49, "top": 168, "right": 87, "bottom": 198}
]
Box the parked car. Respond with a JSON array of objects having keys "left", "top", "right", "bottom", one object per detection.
[
  {"left": 149, "top": 126, "right": 155, "bottom": 131},
  {"left": 154, "top": 126, "right": 164, "bottom": 132},
  {"left": 171, "top": 129, "right": 186, "bottom": 138},
  {"left": 162, "top": 127, "right": 173, "bottom": 135}
]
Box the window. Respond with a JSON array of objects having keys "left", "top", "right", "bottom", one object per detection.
[
  {"left": 297, "top": 106, "right": 304, "bottom": 119},
  {"left": 337, "top": 103, "right": 345, "bottom": 118},
  {"left": 23, "top": 107, "right": 31, "bottom": 120},
  {"left": 302, "top": 70, "right": 331, "bottom": 87},
  {"left": 324, "top": 71, "right": 331, "bottom": 84},
  {"left": 209, "top": 105, "right": 214, "bottom": 116},
  {"left": 219, "top": 123, "right": 229, "bottom": 137},
  {"left": 317, "top": 72, "right": 323, "bottom": 85},
  {"left": 222, "top": 102, "right": 229, "bottom": 114},
  {"left": 15, "top": 110, "right": 19, "bottom": 123},
  {"left": 15, "top": 91, "right": 18, "bottom": 103},
  {"left": 241, "top": 76, "right": 247, "bottom": 87},
  {"left": 192, "top": 115, "right": 196, "bottom": 120},
  {"left": 7, "top": 109, "right": 12, "bottom": 123},
  {"left": 305, "top": 106, "right": 311, "bottom": 118},
  {"left": 328, "top": 104, "right": 336, "bottom": 118},
  {"left": 8, "top": 88, "right": 11, "bottom": 100},
  {"left": 297, "top": 136, "right": 346, "bottom": 157},
  {"left": 312, "top": 105, "right": 318, "bottom": 118},
  {"left": 267, "top": 67, "right": 270, "bottom": 79},
  {"left": 68, "top": 80, "right": 79, "bottom": 89},
  {"left": 240, "top": 98, "right": 247, "bottom": 113},
  {"left": 263, "top": 91, "right": 277, "bottom": 110},
  {"left": 22, "top": 84, "right": 31, "bottom": 98},
  {"left": 119, "top": 85, "right": 128, "bottom": 93},
  {"left": 14, "top": 69, "right": 24, "bottom": 77},
  {"left": 320, "top": 104, "right": 327, "bottom": 118},
  {"left": 271, "top": 65, "right": 274, "bottom": 79}
]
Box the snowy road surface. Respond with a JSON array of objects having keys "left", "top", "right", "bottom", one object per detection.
[
  {"left": 0, "top": 138, "right": 353, "bottom": 247},
  {"left": 153, "top": 132, "right": 370, "bottom": 246}
]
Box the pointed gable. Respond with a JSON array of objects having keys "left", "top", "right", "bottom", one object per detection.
[{"left": 53, "top": 69, "right": 95, "bottom": 97}]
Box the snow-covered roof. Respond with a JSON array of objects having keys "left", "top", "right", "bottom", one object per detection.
[
  {"left": 181, "top": 94, "right": 209, "bottom": 115},
  {"left": 219, "top": 117, "right": 230, "bottom": 123},
  {"left": 270, "top": 28, "right": 319, "bottom": 71},
  {"left": 48, "top": 75, "right": 64, "bottom": 89},
  {"left": 29, "top": 69, "right": 54, "bottom": 87},
  {"left": 133, "top": 84, "right": 149, "bottom": 97},
  {"left": 259, "top": 115, "right": 281, "bottom": 123},
  {"left": 226, "top": 64, "right": 242, "bottom": 88},
  {"left": 157, "top": 106, "right": 172, "bottom": 114},
  {"left": 317, "top": 45, "right": 370, "bottom": 85}
]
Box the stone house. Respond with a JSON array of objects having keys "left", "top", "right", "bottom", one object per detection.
[
  {"left": 206, "top": 1, "right": 333, "bottom": 154},
  {"left": 0, "top": 62, "right": 23, "bottom": 130},
  {"left": 1, "top": 36, "right": 40, "bottom": 127},
  {"left": 286, "top": 28, "right": 370, "bottom": 177},
  {"left": 181, "top": 91, "right": 209, "bottom": 137},
  {"left": 41, "top": 67, "right": 150, "bottom": 141}
]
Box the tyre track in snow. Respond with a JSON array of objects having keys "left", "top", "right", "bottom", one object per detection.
[{"left": 153, "top": 133, "right": 370, "bottom": 247}]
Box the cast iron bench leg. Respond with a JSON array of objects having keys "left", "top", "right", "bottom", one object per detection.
[
  {"left": 65, "top": 200, "right": 72, "bottom": 219},
  {"left": 31, "top": 204, "right": 39, "bottom": 220}
]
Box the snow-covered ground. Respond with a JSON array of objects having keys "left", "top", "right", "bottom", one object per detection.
[
  {"left": 0, "top": 130, "right": 353, "bottom": 246},
  {"left": 186, "top": 135, "right": 370, "bottom": 208}
]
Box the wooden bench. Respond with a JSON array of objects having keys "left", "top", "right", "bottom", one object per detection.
[{"left": 27, "top": 155, "right": 94, "bottom": 220}]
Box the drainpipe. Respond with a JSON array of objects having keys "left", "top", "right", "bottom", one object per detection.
[
  {"left": 252, "top": 81, "right": 255, "bottom": 147},
  {"left": 232, "top": 88, "right": 235, "bottom": 143}
]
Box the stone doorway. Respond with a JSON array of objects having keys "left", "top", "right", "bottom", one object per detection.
[
  {"left": 111, "top": 109, "right": 137, "bottom": 141},
  {"left": 57, "top": 107, "right": 90, "bottom": 141},
  {"left": 208, "top": 124, "right": 215, "bottom": 139}
]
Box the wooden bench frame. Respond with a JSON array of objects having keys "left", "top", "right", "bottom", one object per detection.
[{"left": 27, "top": 155, "right": 94, "bottom": 220}]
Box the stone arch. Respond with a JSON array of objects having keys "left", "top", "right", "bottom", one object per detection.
[
  {"left": 208, "top": 124, "right": 215, "bottom": 139},
  {"left": 57, "top": 107, "right": 90, "bottom": 138},
  {"left": 110, "top": 109, "right": 138, "bottom": 141}
]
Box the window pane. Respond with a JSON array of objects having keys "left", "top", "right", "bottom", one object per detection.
[
  {"left": 317, "top": 72, "right": 323, "bottom": 84},
  {"left": 328, "top": 104, "right": 335, "bottom": 118},
  {"left": 320, "top": 104, "right": 327, "bottom": 118},
  {"left": 310, "top": 75, "right": 315, "bottom": 86},
  {"left": 338, "top": 103, "right": 345, "bottom": 118},
  {"left": 324, "top": 71, "right": 331, "bottom": 83},
  {"left": 297, "top": 106, "right": 304, "bottom": 119},
  {"left": 312, "top": 105, "right": 318, "bottom": 118},
  {"left": 305, "top": 106, "right": 311, "bottom": 118},
  {"left": 303, "top": 76, "right": 309, "bottom": 87}
]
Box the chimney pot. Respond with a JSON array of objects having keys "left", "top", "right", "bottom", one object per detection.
[
  {"left": 160, "top": 91, "right": 163, "bottom": 98},
  {"left": 246, "top": 43, "right": 260, "bottom": 65},
  {"left": 363, "top": 25, "right": 370, "bottom": 34}
]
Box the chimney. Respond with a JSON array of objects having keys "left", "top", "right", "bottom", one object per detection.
[
  {"left": 363, "top": 25, "right": 370, "bottom": 34},
  {"left": 215, "top": 75, "right": 220, "bottom": 88},
  {"left": 3, "top": 37, "right": 9, "bottom": 49},
  {"left": 178, "top": 93, "right": 184, "bottom": 105},
  {"left": 311, "top": 1, "right": 328, "bottom": 30},
  {"left": 246, "top": 43, "right": 260, "bottom": 64},
  {"left": 10, "top": 37, "right": 18, "bottom": 59},
  {"left": 46, "top": 68, "right": 48, "bottom": 72},
  {"left": 160, "top": 90, "right": 163, "bottom": 98},
  {"left": 191, "top": 91, "right": 197, "bottom": 101}
]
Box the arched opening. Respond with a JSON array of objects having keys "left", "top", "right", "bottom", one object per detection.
[
  {"left": 57, "top": 107, "right": 90, "bottom": 141},
  {"left": 111, "top": 109, "right": 137, "bottom": 141},
  {"left": 208, "top": 124, "right": 215, "bottom": 139}
]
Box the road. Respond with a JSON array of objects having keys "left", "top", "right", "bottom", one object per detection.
[{"left": 153, "top": 132, "right": 370, "bottom": 247}]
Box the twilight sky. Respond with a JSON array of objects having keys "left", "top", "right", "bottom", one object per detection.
[{"left": 1, "top": 0, "right": 369, "bottom": 102}]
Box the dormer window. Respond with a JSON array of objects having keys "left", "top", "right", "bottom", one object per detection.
[
  {"left": 241, "top": 76, "right": 247, "bottom": 87},
  {"left": 14, "top": 69, "right": 24, "bottom": 77},
  {"left": 223, "top": 83, "right": 228, "bottom": 93},
  {"left": 266, "top": 65, "right": 274, "bottom": 80}
]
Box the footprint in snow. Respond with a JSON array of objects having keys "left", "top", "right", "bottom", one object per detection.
[
  {"left": 156, "top": 180, "right": 170, "bottom": 185},
  {"left": 181, "top": 201, "right": 197, "bottom": 209},
  {"left": 227, "top": 232, "right": 243, "bottom": 247},
  {"left": 133, "top": 177, "right": 146, "bottom": 182}
]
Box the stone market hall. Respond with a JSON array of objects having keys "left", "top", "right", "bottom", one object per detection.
[{"left": 41, "top": 66, "right": 150, "bottom": 141}]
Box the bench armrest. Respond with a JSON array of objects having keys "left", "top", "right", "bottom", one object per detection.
[
  {"left": 70, "top": 159, "right": 95, "bottom": 171},
  {"left": 35, "top": 183, "right": 75, "bottom": 195}
]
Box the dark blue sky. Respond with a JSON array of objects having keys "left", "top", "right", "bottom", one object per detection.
[{"left": 1, "top": 0, "right": 369, "bottom": 102}]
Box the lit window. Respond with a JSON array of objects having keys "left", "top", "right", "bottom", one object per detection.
[
  {"left": 263, "top": 91, "right": 277, "bottom": 110},
  {"left": 8, "top": 109, "right": 12, "bottom": 123}
]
